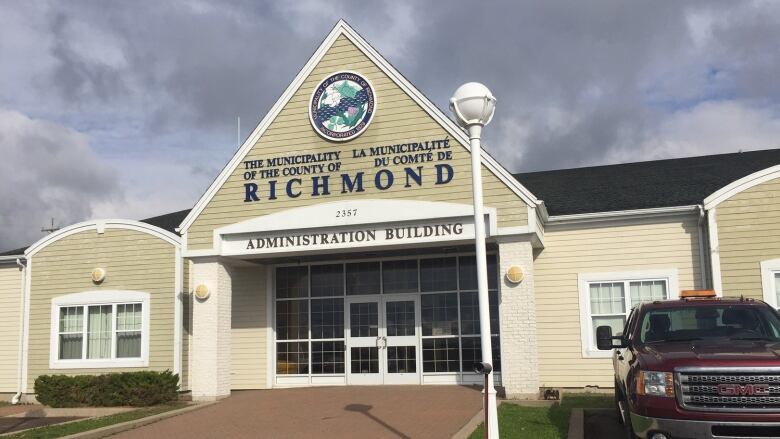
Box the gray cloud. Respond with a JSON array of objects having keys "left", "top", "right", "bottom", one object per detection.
[
  {"left": 0, "top": 0, "right": 779, "bottom": 250},
  {"left": 0, "top": 109, "right": 121, "bottom": 249}
]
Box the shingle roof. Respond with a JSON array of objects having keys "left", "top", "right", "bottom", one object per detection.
[
  {"left": 0, "top": 209, "right": 192, "bottom": 256},
  {"left": 0, "top": 246, "right": 28, "bottom": 257},
  {"left": 514, "top": 148, "right": 780, "bottom": 216},
  {"left": 139, "top": 209, "right": 191, "bottom": 235}
]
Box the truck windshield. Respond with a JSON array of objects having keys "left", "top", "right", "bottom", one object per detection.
[{"left": 638, "top": 305, "right": 780, "bottom": 343}]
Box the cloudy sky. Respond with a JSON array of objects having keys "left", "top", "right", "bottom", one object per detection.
[{"left": 1, "top": 1, "right": 779, "bottom": 250}]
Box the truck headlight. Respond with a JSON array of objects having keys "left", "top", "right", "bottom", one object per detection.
[{"left": 637, "top": 371, "right": 675, "bottom": 397}]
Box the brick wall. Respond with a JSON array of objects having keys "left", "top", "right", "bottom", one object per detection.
[
  {"left": 191, "top": 258, "right": 233, "bottom": 400},
  {"left": 497, "top": 238, "right": 540, "bottom": 398}
]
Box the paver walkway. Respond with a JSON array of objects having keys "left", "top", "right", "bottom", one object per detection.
[{"left": 113, "top": 385, "right": 483, "bottom": 439}]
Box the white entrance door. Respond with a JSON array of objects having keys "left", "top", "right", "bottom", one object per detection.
[
  {"left": 346, "top": 298, "right": 382, "bottom": 385},
  {"left": 383, "top": 295, "right": 420, "bottom": 385},
  {"left": 346, "top": 295, "right": 421, "bottom": 385}
]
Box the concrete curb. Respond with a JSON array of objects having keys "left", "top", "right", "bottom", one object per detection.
[
  {"left": 568, "top": 408, "right": 584, "bottom": 439},
  {"left": 58, "top": 401, "right": 218, "bottom": 439},
  {"left": 451, "top": 400, "right": 505, "bottom": 439},
  {"left": 6, "top": 407, "right": 132, "bottom": 418}
]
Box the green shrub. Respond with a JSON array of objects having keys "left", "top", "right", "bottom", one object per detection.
[{"left": 35, "top": 370, "right": 179, "bottom": 407}]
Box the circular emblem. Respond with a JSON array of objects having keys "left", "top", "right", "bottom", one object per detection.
[{"left": 309, "top": 71, "right": 375, "bottom": 142}]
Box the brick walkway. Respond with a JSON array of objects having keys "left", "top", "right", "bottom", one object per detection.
[{"left": 112, "top": 386, "right": 483, "bottom": 439}]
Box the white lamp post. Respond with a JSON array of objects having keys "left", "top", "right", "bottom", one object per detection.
[{"left": 450, "top": 82, "right": 499, "bottom": 439}]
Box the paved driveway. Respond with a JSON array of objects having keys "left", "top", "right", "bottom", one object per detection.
[{"left": 113, "top": 386, "right": 483, "bottom": 439}]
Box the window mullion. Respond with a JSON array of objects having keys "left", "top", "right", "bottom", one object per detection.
[
  {"left": 81, "top": 305, "right": 88, "bottom": 360},
  {"left": 111, "top": 304, "right": 118, "bottom": 360},
  {"left": 624, "top": 281, "right": 631, "bottom": 319}
]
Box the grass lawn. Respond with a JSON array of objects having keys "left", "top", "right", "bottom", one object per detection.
[
  {"left": 3, "top": 403, "right": 188, "bottom": 439},
  {"left": 468, "top": 394, "right": 613, "bottom": 439}
]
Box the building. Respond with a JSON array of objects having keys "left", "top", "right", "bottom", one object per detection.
[{"left": 1, "top": 21, "right": 779, "bottom": 402}]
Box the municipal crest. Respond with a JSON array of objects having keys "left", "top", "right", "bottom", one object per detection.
[{"left": 309, "top": 71, "right": 376, "bottom": 142}]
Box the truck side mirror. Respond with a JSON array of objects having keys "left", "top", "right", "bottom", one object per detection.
[{"left": 596, "top": 326, "right": 626, "bottom": 350}]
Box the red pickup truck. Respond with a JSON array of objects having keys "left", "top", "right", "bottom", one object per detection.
[{"left": 597, "top": 290, "right": 780, "bottom": 439}]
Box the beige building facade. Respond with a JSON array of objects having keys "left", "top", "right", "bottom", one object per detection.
[{"left": 1, "top": 21, "right": 779, "bottom": 402}]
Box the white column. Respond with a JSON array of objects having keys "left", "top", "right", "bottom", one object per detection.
[
  {"left": 190, "top": 258, "right": 232, "bottom": 401},
  {"left": 497, "top": 237, "right": 540, "bottom": 398}
]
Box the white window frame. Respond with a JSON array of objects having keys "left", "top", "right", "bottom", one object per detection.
[
  {"left": 50, "top": 291, "right": 150, "bottom": 369},
  {"left": 760, "top": 259, "right": 780, "bottom": 309},
  {"left": 578, "top": 269, "right": 679, "bottom": 358}
]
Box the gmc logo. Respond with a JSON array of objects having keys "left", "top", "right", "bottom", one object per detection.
[{"left": 717, "top": 384, "right": 771, "bottom": 396}]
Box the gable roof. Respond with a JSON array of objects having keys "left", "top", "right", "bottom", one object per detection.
[
  {"left": 4, "top": 149, "right": 779, "bottom": 255},
  {"left": 175, "top": 19, "right": 540, "bottom": 235},
  {"left": 514, "top": 148, "right": 780, "bottom": 216}
]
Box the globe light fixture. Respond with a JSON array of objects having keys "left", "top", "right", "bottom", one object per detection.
[
  {"left": 449, "top": 82, "right": 496, "bottom": 128},
  {"left": 450, "top": 82, "right": 499, "bottom": 439}
]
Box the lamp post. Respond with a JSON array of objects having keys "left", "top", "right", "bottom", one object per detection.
[{"left": 450, "top": 83, "right": 499, "bottom": 439}]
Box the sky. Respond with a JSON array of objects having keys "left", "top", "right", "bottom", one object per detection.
[{"left": 1, "top": 0, "right": 780, "bottom": 250}]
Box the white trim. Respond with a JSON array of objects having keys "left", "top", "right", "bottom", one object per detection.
[
  {"left": 176, "top": 20, "right": 540, "bottom": 236},
  {"left": 265, "top": 265, "right": 274, "bottom": 389},
  {"left": 15, "top": 259, "right": 26, "bottom": 397},
  {"left": 708, "top": 209, "right": 723, "bottom": 295},
  {"left": 696, "top": 206, "right": 708, "bottom": 289},
  {"left": 577, "top": 269, "right": 679, "bottom": 359},
  {"left": 21, "top": 258, "right": 31, "bottom": 393},
  {"left": 173, "top": 247, "right": 183, "bottom": 385},
  {"left": 704, "top": 164, "right": 780, "bottom": 210},
  {"left": 760, "top": 259, "right": 780, "bottom": 308},
  {"left": 49, "top": 290, "right": 151, "bottom": 369},
  {"left": 548, "top": 205, "right": 699, "bottom": 226},
  {"left": 25, "top": 219, "right": 180, "bottom": 258}
]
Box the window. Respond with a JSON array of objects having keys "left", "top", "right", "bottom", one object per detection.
[
  {"left": 760, "top": 259, "right": 780, "bottom": 308},
  {"left": 50, "top": 291, "right": 150, "bottom": 369},
  {"left": 382, "top": 259, "right": 418, "bottom": 293},
  {"left": 578, "top": 270, "right": 679, "bottom": 358}
]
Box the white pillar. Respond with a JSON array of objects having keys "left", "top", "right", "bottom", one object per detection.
[
  {"left": 190, "top": 258, "right": 232, "bottom": 400},
  {"left": 497, "top": 237, "right": 540, "bottom": 398}
]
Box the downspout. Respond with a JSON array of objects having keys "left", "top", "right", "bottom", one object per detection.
[
  {"left": 12, "top": 258, "right": 25, "bottom": 404},
  {"left": 696, "top": 205, "right": 709, "bottom": 289}
]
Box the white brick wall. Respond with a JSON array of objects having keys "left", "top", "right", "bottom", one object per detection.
[
  {"left": 190, "top": 258, "right": 233, "bottom": 401},
  {"left": 497, "top": 238, "right": 540, "bottom": 398}
]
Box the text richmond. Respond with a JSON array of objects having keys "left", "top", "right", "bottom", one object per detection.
[{"left": 243, "top": 164, "right": 454, "bottom": 202}]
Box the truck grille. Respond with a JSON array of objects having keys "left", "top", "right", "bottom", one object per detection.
[{"left": 678, "top": 370, "right": 780, "bottom": 412}]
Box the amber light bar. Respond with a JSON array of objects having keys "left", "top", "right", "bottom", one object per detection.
[{"left": 680, "top": 289, "right": 717, "bottom": 299}]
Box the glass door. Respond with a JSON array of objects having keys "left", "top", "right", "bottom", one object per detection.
[
  {"left": 346, "top": 298, "right": 382, "bottom": 384},
  {"left": 383, "top": 295, "right": 420, "bottom": 385}
]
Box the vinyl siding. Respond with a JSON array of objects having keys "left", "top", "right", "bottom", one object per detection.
[
  {"left": 27, "top": 228, "right": 176, "bottom": 391},
  {"left": 0, "top": 264, "right": 22, "bottom": 392},
  {"left": 717, "top": 177, "right": 780, "bottom": 299},
  {"left": 231, "top": 266, "right": 268, "bottom": 389},
  {"left": 533, "top": 215, "right": 704, "bottom": 388},
  {"left": 187, "top": 35, "right": 527, "bottom": 250}
]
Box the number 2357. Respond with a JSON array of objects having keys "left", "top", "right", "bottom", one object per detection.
[{"left": 336, "top": 209, "right": 358, "bottom": 218}]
